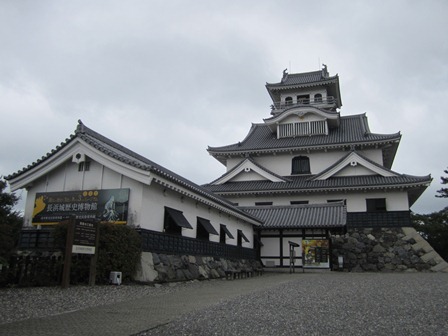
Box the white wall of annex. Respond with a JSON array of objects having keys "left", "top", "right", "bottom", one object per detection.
[
  {"left": 139, "top": 181, "right": 254, "bottom": 247},
  {"left": 260, "top": 237, "right": 278, "bottom": 257}
]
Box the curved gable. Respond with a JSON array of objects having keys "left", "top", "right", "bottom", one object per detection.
[{"left": 211, "top": 158, "right": 288, "bottom": 185}]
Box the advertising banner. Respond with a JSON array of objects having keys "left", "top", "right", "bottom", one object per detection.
[
  {"left": 302, "top": 239, "right": 330, "bottom": 268},
  {"left": 32, "top": 189, "right": 130, "bottom": 225}
]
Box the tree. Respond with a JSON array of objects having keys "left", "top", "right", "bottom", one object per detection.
[
  {"left": 413, "top": 209, "right": 448, "bottom": 262},
  {"left": 0, "top": 178, "right": 23, "bottom": 264},
  {"left": 436, "top": 167, "right": 448, "bottom": 198}
]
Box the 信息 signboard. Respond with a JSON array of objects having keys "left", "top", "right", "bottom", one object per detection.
[
  {"left": 72, "top": 220, "right": 98, "bottom": 254},
  {"left": 32, "top": 189, "right": 130, "bottom": 225}
]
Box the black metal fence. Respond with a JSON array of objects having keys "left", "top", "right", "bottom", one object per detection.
[
  {"left": 136, "top": 228, "right": 257, "bottom": 259},
  {"left": 0, "top": 254, "right": 63, "bottom": 286},
  {"left": 347, "top": 211, "right": 411, "bottom": 228},
  {"left": 17, "top": 228, "right": 57, "bottom": 250},
  {"left": 15, "top": 227, "right": 257, "bottom": 259}
]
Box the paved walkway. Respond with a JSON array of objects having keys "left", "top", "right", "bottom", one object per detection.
[{"left": 0, "top": 273, "right": 297, "bottom": 336}]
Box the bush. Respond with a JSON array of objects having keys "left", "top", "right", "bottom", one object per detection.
[{"left": 53, "top": 223, "right": 142, "bottom": 284}]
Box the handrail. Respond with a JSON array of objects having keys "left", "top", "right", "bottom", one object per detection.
[{"left": 271, "top": 96, "right": 336, "bottom": 110}]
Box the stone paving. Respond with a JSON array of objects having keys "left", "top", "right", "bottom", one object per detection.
[{"left": 1, "top": 272, "right": 447, "bottom": 336}]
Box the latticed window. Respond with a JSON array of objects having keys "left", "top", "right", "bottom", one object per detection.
[
  {"left": 278, "top": 120, "right": 328, "bottom": 138},
  {"left": 292, "top": 156, "right": 310, "bottom": 174}
]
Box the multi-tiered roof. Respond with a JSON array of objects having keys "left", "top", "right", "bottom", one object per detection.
[{"left": 205, "top": 66, "right": 431, "bottom": 207}]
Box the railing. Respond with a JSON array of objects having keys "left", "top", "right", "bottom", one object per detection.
[
  {"left": 347, "top": 211, "right": 412, "bottom": 228},
  {"left": 17, "top": 228, "right": 57, "bottom": 250},
  {"left": 278, "top": 120, "right": 328, "bottom": 138},
  {"left": 136, "top": 228, "right": 257, "bottom": 260},
  {"left": 15, "top": 227, "right": 257, "bottom": 260},
  {"left": 271, "top": 96, "right": 336, "bottom": 111}
]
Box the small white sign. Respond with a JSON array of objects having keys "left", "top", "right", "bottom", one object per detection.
[{"left": 72, "top": 244, "right": 96, "bottom": 255}]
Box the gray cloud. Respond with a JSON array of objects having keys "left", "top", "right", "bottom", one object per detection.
[{"left": 1, "top": 0, "right": 447, "bottom": 214}]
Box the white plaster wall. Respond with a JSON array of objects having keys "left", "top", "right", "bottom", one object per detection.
[
  {"left": 22, "top": 158, "right": 256, "bottom": 246},
  {"left": 334, "top": 165, "right": 375, "bottom": 177},
  {"left": 226, "top": 147, "right": 384, "bottom": 177},
  {"left": 226, "top": 189, "right": 410, "bottom": 212},
  {"left": 280, "top": 88, "right": 327, "bottom": 104},
  {"left": 138, "top": 179, "right": 254, "bottom": 247},
  {"left": 280, "top": 112, "right": 325, "bottom": 124},
  {"left": 260, "top": 237, "right": 278, "bottom": 257},
  {"left": 231, "top": 170, "right": 269, "bottom": 182}
]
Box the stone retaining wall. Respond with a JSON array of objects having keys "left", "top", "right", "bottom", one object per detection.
[
  {"left": 331, "top": 227, "right": 448, "bottom": 272},
  {"left": 134, "top": 252, "right": 262, "bottom": 283}
]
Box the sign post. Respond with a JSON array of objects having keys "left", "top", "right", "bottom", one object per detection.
[
  {"left": 61, "top": 217, "right": 75, "bottom": 289},
  {"left": 61, "top": 218, "right": 99, "bottom": 288}
]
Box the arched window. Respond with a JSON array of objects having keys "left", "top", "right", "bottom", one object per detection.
[
  {"left": 292, "top": 156, "right": 311, "bottom": 174},
  {"left": 314, "top": 93, "right": 322, "bottom": 103},
  {"left": 284, "top": 96, "right": 293, "bottom": 105}
]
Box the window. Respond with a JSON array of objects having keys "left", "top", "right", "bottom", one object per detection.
[
  {"left": 366, "top": 198, "right": 387, "bottom": 212},
  {"left": 220, "top": 224, "right": 234, "bottom": 244},
  {"left": 285, "top": 96, "right": 293, "bottom": 105},
  {"left": 237, "top": 229, "right": 250, "bottom": 247},
  {"left": 164, "top": 207, "right": 193, "bottom": 235},
  {"left": 255, "top": 202, "right": 273, "bottom": 206},
  {"left": 290, "top": 200, "right": 309, "bottom": 205},
  {"left": 78, "top": 161, "right": 90, "bottom": 172},
  {"left": 314, "top": 93, "right": 322, "bottom": 103},
  {"left": 327, "top": 199, "right": 346, "bottom": 205},
  {"left": 196, "top": 217, "right": 218, "bottom": 241},
  {"left": 292, "top": 156, "right": 310, "bottom": 174},
  {"left": 297, "top": 94, "right": 310, "bottom": 104}
]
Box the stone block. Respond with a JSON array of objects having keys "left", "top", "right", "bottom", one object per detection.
[
  {"left": 372, "top": 244, "right": 386, "bottom": 253},
  {"left": 210, "top": 269, "right": 220, "bottom": 278},
  {"left": 401, "top": 227, "right": 417, "bottom": 237},
  {"left": 420, "top": 251, "right": 439, "bottom": 263},
  {"left": 431, "top": 261, "right": 448, "bottom": 272},
  {"left": 188, "top": 264, "right": 200, "bottom": 279},
  {"left": 198, "top": 265, "right": 209, "bottom": 279},
  {"left": 176, "top": 269, "right": 186, "bottom": 281},
  {"left": 412, "top": 240, "right": 433, "bottom": 253},
  {"left": 134, "top": 252, "right": 159, "bottom": 283}
]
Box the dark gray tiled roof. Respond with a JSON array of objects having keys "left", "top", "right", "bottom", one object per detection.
[
  {"left": 240, "top": 203, "right": 346, "bottom": 229},
  {"left": 207, "top": 114, "right": 401, "bottom": 154},
  {"left": 266, "top": 69, "right": 337, "bottom": 88},
  {"left": 203, "top": 174, "right": 432, "bottom": 194},
  {"left": 6, "top": 121, "right": 262, "bottom": 225}
]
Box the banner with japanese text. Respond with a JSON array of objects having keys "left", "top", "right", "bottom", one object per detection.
[{"left": 32, "top": 189, "right": 130, "bottom": 225}]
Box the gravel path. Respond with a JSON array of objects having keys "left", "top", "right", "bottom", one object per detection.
[
  {"left": 0, "top": 280, "right": 201, "bottom": 325},
  {"left": 139, "top": 273, "right": 448, "bottom": 336},
  {"left": 1, "top": 273, "right": 447, "bottom": 336}
]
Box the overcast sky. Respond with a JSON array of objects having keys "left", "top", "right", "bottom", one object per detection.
[{"left": 1, "top": 0, "right": 447, "bottom": 214}]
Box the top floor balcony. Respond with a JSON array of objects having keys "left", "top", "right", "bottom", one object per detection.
[{"left": 270, "top": 96, "right": 336, "bottom": 113}]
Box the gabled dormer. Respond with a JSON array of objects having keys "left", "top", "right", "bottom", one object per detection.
[
  {"left": 263, "top": 106, "right": 340, "bottom": 139},
  {"left": 266, "top": 65, "right": 342, "bottom": 115}
]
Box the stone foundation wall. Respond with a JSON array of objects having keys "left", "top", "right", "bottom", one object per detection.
[
  {"left": 134, "top": 252, "right": 262, "bottom": 283},
  {"left": 331, "top": 227, "right": 448, "bottom": 272}
]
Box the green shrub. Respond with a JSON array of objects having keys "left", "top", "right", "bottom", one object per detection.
[{"left": 53, "top": 223, "right": 142, "bottom": 284}]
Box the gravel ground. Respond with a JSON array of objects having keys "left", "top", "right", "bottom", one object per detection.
[
  {"left": 0, "top": 280, "right": 201, "bottom": 325},
  {"left": 1, "top": 273, "right": 447, "bottom": 336},
  {"left": 139, "top": 273, "right": 448, "bottom": 336}
]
